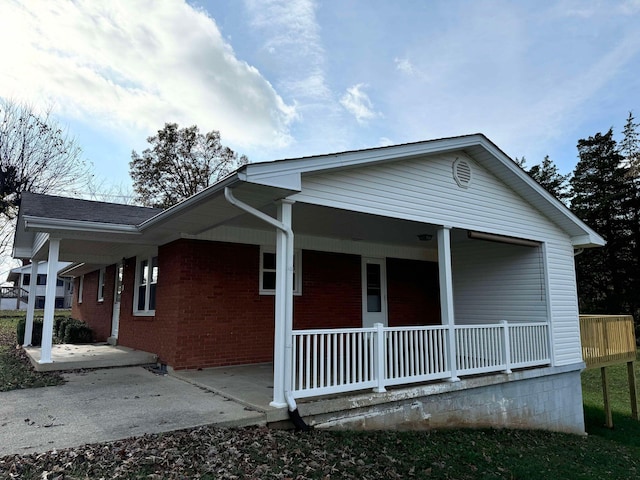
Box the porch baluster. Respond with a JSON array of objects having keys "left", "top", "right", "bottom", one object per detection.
[
  {"left": 501, "top": 320, "right": 513, "bottom": 374},
  {"left": 374, "top": 323, "right": 386, "bottom": 393}
]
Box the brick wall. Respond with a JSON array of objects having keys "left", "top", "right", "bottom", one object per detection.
[
  {"left": 295, "top": 250, "right": 361, "bottom": 329},
  {"left": 117, "top": 256, "right": 175, "bottom": 365},
  {"left": 165, "top": 240, "right": 274, "bottom": 369},
  {"left": 103, "top": 238, "right": 443, "bottom": 370},
  {"left": 71, "top": 266, "right": 115, "bottom": 341},
  {"left": 387, "top": 258, "right": 440, "bottom": 326}
]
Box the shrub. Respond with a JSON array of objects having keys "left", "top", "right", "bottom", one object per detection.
[
  {"left": 16, "top": 318, "right": 43, "bottom": 346},
  {"left": 55, "top": 316, "right": 76, "bottom": 340},
  {"left": 54, "top": 316, "right": 68, "bottom": 339},
  {"left": 63, "top": 320, "right": 93, "bottom": 344}
]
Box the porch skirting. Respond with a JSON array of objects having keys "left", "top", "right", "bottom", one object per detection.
[{"left": 289, "top": 363, "right": 586, "bottom": 434}]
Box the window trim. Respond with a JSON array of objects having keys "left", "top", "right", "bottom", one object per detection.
[
  {"left": 133, "top": 254, "right": 158, "bottom": 316},
  {"left": 97, "top": 267, "right": 106, "bottom": 302},
  {"left": 78, "top": 275, "right": 84, "bottom": 304},
  {"left": 259, "top": 246, "right": 302, "bottom": 296}
]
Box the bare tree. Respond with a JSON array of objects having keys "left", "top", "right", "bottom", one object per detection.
[{"left": 0, "top": 98, "right": 91, "bottom": 254}]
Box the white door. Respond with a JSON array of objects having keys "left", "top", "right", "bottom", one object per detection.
[
  {"left": 111, "top": 263, "right": 123, "bottom": 338},
  {"left": 362, "top": 257, "right": 388, "bottom": 328}
]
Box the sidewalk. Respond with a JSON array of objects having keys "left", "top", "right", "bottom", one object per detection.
[{"left": 0, "top": 366, "right": 265, "bottom": 456}]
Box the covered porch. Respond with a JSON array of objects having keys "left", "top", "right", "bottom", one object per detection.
[{"left": 218, "top": 191, "right": 555, "bottom": 407}]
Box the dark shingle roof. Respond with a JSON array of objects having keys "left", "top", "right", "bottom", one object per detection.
[{"left": 20, "top": 192, "right": 162, "bottom": 226}]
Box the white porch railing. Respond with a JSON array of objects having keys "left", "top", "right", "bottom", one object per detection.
[{"left": 290, "top": 321, "right": 550, "bottom": 399}]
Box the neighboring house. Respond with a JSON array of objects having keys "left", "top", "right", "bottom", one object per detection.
[
  {"left": 2, "top": 262, "right": 72, "bottom": 310},
  {"left": 12, "top": 134, "right": 605, "bottom": 433}
]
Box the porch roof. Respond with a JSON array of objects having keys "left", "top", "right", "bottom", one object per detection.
[{"left": 12, "top": 133, "right": 605, "bottom": 268}]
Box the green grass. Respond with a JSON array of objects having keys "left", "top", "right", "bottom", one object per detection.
[
  {"left": 581, "top": 350, "right": 640, "bottom": 449},
  {"left": 0, "top": 310, "right": 64, "bottom": 391}
]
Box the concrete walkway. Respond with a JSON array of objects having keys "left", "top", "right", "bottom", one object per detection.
[
  {"left": 0, "top": 367, "right": 265, "bottom": 456},
  {"left": 24, "top": 344, "right": 157, "bottom": 372}
]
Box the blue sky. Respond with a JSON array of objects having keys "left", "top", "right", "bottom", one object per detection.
[{"left": 1, "top": 0, "right": 639, "bottom": 195}]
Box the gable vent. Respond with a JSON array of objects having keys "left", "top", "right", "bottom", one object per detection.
[{"left": 453, "top": 158, "right": 472, "bottom": 188}]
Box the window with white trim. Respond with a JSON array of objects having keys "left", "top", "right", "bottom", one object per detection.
[
  {"left": 134, "top": 255, "right": 158, "bottom": 314},
  {"left": 259, "top": 247, "right": 302, "bottom": 295},
  {"left": 78, "top": 275, "right": 84, "bottom": 304},
  {"left": 97, "top": 267, "right": 105, "bottom": 302}
]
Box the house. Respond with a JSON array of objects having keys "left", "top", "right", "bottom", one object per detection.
[
  {"left": 2, "top": 262, "right": 73, "bottom": 310},
  {"left": 12, "top": 134, "right": 604, "bottom": 433}
]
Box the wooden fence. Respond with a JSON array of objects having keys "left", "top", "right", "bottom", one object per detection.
[
  {"left": 580, "top": 315, "right": 636, "bottom": 369},
  {"left": 579, "top": 314, "right": 638, "bottom": 427}
]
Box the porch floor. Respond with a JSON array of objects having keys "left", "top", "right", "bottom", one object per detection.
[
  {"left": 24, "top": 344, "right": 157, "bottom": 372},
  {"left": 170, "top": 363, "right": 286, "bottom": 421}
]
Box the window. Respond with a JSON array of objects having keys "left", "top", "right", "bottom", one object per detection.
[
  {"left": 259, "top": 247, "right": 301, "bottom": 295},
  {"left": 23, "top": 274, "right": 31, "bottom": 286},
  {"left": 97, "top": 267, "right": 106, "bottom": 302},
  {"left": 135, "top": 255, "right": 158, "bottom": 314},
  {"left": 78, "top": 275, "right": 84, "bottom": 304},
  {"left": 56, "top": 278, "right": 64, "bottom": 287},
  {"left": 37, "top": 274, "right": 47, "bottom": 285}
]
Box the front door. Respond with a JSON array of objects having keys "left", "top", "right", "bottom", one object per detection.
[
  {"left": 111, "top": 263, "right": 123, "bottom": 339},
  {"left": 362, "top": 257, "right": 388, "bottom": 327}
]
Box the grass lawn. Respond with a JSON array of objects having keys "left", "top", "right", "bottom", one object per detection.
[
  {"left": 0, "top": 310, "right": 64, "bottom": 391},
  {"left": 1, "top": 314, "right": 639, "bottom": 479},
  {"left": 581, "top": 350, "right": 640, "bottom": 449}
]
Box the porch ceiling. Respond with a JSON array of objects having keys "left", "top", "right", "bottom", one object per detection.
[{"left": 226, "top": 202, "right": 441, "bottom": 248}]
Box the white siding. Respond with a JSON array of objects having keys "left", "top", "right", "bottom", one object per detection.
[
  {"left": 452, "top": 239, "right": 547, "bottom": 324},
  {"left": 291, "top": 152, "right": 583, "bottom": 366}
]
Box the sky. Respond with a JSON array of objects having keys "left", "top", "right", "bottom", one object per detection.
[{"left": 0, "top": 0, "right": 639, "bottom": 194}]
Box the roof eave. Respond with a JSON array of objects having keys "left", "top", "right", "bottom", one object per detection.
[
  {"left": 474, "top": 137, "right": 606, "bottom": 247},
  {"left": 571, "top": 234, "right": 607, "bottom": 248},
  {"left": 137, "top": 173, "right": 244, "bottom": 231}
]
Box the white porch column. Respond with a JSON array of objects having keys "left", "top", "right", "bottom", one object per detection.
[
  {"left": 23, "top": 260, "right": 39, "bottom": 346},
  {"left": 282, "top": 200, "right": 295, "bottom": 402},
  {"left": 39, "top": 238, "right": 60, "bottom": 364},
  {"left": 270, "top": 199, "right": 294, "bottom": 407},
  {"left": 437, "top": 226, "right": 459, "bottom": 381}
]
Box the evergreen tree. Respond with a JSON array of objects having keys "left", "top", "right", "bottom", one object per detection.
[
  {"left": 571, "top": 129, "right": 635, "bottom": 314},
  {"left": 528, "top": 155, "right": 571, "bottom": 203},
  {"left": 620, "top": 111, "right": 640, "bottom": 176},
  {"left": 620, "top": 112, "right": 640, "bottom": 320}
]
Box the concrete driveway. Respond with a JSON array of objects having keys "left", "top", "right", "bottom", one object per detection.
[{"left": 0, "top": 366, "right": 265, "bottom": 456}]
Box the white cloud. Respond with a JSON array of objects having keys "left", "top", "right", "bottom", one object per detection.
[
  {"left": 378, "top": 137, "right": 394, "bottom": 147},
  {"left": 340, "top": 84, "right": 379, "bottom": 124},
  {"left": 394, "top": 57, "right": 415, "bottom": 75},
  {"left": 0, "top": 0, "right": 296, "bottom": 148},
  {"left": 244, "top": 0, "right": 330, "bottom": 101}
]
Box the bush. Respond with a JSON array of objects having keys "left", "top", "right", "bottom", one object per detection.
[
  {"left": 54, "top": 316, "right": 68, "bottom": 339},
  {"left": 16, "top": 318, "right": 43, "bottom": 346},
  {"left": 63, "top": 320, "right": 93, "bottom": 344}
]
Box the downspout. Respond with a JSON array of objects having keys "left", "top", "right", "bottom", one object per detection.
[{"left": 224, "top": 187, "right": 310, "bottom": 431}]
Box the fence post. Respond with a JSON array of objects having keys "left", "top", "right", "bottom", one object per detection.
[
  {"left": 501, "top": 320, "right": 512, "bottom": 374},
  {"left": 373, "top": 323, "right": 386, "bottom": 393}
]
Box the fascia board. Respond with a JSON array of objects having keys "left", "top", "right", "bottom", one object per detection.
[
  {"left": 12, "top": 247, "right": 32, "bottom": 259},
  {"left": 238, "top": 171, "right": 302, "bottom": 191},
  {"left": 571, "top": 234, "right": 606, "bottom": 248},
  {"left": 23, "top": 215, "right": 140, "bottom": 235},
  {"left": 242, "top": 135, "right": 485, "bottom": 180}
]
